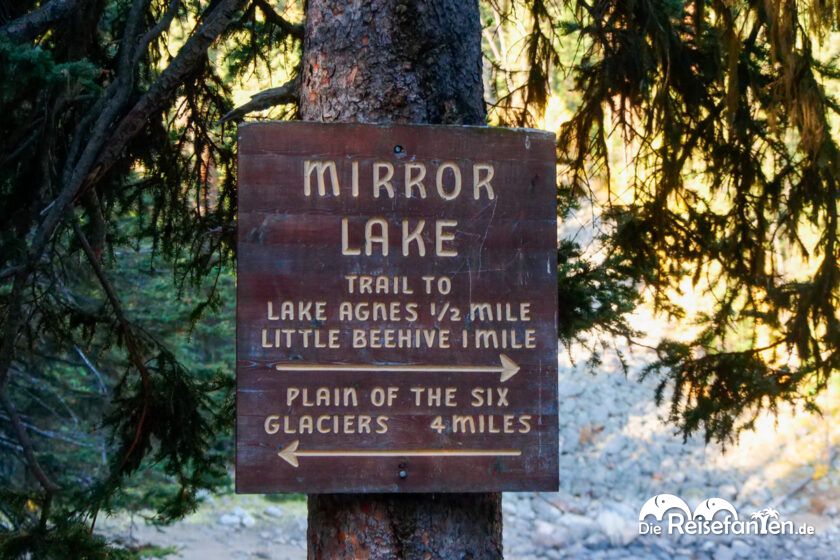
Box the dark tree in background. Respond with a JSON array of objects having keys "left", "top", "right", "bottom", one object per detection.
[
  {"left": 0, "top": 0, "right": 838, "bottom": 557},
  {"left": 0, "top": 0, "right": 266, "bottom": 555},
  {"left": 300, "top": 2, "right": 501, "bottom": 558}
]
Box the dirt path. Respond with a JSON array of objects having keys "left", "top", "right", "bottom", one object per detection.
[{"left": 98, "top": 495, "right": 306, "bottom": 560}]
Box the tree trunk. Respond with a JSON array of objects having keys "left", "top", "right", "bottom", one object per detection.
[
  {"left": 299, "top": 0, "right": 484, "bottom": 125},
  {"left": 299, "top": 1, "right": 501, "bottom": 558}
]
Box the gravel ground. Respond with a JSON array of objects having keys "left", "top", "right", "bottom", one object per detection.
[
  {"left": 502, "top": 348, "right": 839, "bottom": 559},
  {"left": 99, "top": 345, "right": 839, "bottom": 559}
]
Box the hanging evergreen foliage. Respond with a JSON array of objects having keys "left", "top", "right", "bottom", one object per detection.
[{"left": 0, "top": 0, "right": 837, "bottom": 556}]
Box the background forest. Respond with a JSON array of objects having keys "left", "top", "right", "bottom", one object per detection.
[{"left": 1, "top": 0, "right": 838, "bottom": 558}]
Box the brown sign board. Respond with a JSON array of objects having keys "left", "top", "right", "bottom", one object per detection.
[{"left": 236, "top": 122, "right": 558, "bottom": 493}]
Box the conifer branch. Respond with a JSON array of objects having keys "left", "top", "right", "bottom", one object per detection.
[
  {"left": 0, "top": 391, "right": 60, "bottom": 494},
  {"left": 252, "top": 0, "right": 304, "bottom": 40},
  {"left": 81, "top": 0, "right": 247, "bottom": 192},
  {"left": 219, "top": 75, "right": 300, "bottom": 123},
  {"left": 72, "top": 220, "right": 151, "bottom": 471},
  {"left": 0, "top": 0, "right": 80, "bottom": 42}
]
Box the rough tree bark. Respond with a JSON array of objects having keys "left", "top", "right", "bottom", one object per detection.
[
  {"left": 300, "top": 0, "right": 484, "bottom": 125},
  {"left": 300, "top": 1, "right": 501, "bottom": 558}
]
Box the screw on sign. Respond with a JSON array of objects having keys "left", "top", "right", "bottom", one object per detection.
[{"left": 236, "top": 122, "right": 558, "bottom": 493}]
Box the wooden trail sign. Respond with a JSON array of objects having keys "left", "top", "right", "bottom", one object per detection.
[{"left": 236, "top": 122, "right": 558, "bottom": 493}]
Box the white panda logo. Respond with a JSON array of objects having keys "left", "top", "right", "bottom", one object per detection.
[
  {"left": 693, "top": 498, "right": 739, "bottom": 521},
  {"left": 638, "top": 494, "right": 693, "bottom": 521}
]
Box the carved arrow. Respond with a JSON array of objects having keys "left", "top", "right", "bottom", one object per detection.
[
  {"left": 275, "top": 353, "right": 520, "bottom": 382},
  {"left": 277, "top": 440, "right": 522, "bottom": 468}
]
